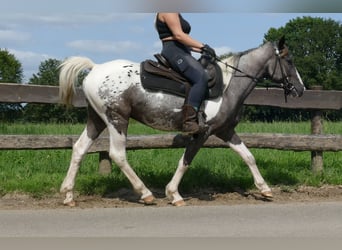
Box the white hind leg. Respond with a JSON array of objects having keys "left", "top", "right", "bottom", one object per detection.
[
  {"left": 60, "top": 106, "right": 105, "bottom": 206},
  {"left": 60, "top": 128, "right": 94, "bottom": 206},
  {"left": 107, "top": 125, "right": 155, "bottom": 204}
]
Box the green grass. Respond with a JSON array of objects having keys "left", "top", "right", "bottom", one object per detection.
[{"left": 0, "top": 121, "right": 341, "bottom": 197}]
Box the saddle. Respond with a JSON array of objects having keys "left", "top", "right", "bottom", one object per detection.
[{"left": 140, "top": 54, "right": 223, "bottom": 100}]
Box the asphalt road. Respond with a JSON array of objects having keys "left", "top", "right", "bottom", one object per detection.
[{"left": 0, "top": 201, "right": 341, "bottom": 237}]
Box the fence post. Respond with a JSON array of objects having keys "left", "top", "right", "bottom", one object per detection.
[
  {"left": 310, "top": 85, "right": 324, "bottom": 173},
  {"left": 99, "top": 151, "right": 112, "bottom": 175},
  {"left": 97, "top": 129, "right": 112, "bottom": 175}
]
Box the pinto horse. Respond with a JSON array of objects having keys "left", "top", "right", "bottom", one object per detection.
[{"left": 59, "top": 37, "right": 305, "bottom": 206}]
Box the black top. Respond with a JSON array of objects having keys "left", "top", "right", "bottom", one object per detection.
[{"left": 156, "top": 13, "right": 191, "bottom": 40}]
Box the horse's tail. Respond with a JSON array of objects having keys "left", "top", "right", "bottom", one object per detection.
[{"left": 59, "top": 56, "right": 95, "bottom": 106}]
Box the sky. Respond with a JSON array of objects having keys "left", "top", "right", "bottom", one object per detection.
[{"left": 1, "top": 0, "right": 341, "bottom": 82}]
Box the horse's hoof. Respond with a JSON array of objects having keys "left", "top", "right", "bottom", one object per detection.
[
  {"left": 172, "top": 199, "right": 186, "bottom": 207},
  {"left": 64, "top": 200, "right": 76, "bottom": 207},
  {"left": 261, "top": 191, "right": 273, "bottom": 198},
  {"left": 142, "top": 195, "right": 156, "bottom": 205}
]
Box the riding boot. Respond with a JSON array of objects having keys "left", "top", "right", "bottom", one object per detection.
[{"left": 182, "top": 104, "right": 208, "bottom": 135}]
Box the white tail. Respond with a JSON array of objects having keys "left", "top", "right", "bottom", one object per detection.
[{"left": 59, "top": 56, "right": 95, "bottom": 105}]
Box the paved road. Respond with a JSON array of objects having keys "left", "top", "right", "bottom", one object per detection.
[{"left": 0, "top": 201, "right": 341, "bottom": 237}]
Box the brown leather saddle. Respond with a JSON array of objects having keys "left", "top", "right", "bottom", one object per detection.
[{"left": 140, "top": 54, "right": 223, "bottom": 99}]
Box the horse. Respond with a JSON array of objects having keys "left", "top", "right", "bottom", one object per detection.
[{"left": 58, "top": 37, "right": 305, "bottom": 207}]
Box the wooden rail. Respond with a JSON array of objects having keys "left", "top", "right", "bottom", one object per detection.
[
  {"left": 1, "top": 83, "right": 341, "bottom": 173},
  {"left": 0, "top": 133, "right": 341, "bottom": 152},
  {"left": 0, "top": 83, "right": 342, "bottom": 109}
]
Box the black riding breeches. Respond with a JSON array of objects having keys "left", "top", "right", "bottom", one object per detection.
[{"left": 161, "top": 40, "right": 208, "bottom": 109}]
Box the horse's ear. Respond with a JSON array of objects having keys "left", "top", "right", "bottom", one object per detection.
[{"left": 278, "top": 36, "right": 286, "bottom": 50}]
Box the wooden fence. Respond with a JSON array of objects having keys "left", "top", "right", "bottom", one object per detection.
[{"left": 1, "top": 83, "right": 342, "bottom": 173}]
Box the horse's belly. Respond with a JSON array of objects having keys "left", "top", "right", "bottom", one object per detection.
[
  {"left": 130, "top": 91, "right": 184, "bottom": 131},
  {"left": 132, "top": 106, "right": 183, "bottom": 131}
]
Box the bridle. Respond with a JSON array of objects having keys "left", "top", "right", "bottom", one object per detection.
[
  {"left": 272, "top": 46, "right": 297, "bottom": 102},
  {"left": 214, "top": 45, "right": 297, "bottom": 102}
]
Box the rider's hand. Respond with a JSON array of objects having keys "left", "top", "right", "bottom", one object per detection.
[{"left": 201, "top": 44, "right": 216, "bottom": 59}]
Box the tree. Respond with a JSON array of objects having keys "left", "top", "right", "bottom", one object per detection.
[
  {"left": 23, "top": 59, "right": 87, "bottom": 123},
  {"left": 243, "top": 16, "right": 342, "bottom": 122},
  {"left": 29, "top": 58, "right": 60, "bottom": 86},
  {"left": 0, "top": 49, "right": 24, "bottom": 121},
  {"left": 264, "top": 16, "right": 342, "bottom": 90},
  {"left": 0, "top": 49, "right": 23, "bottom": 83}
]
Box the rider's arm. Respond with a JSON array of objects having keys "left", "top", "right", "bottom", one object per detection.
[{"left": 160, "top": 13, "right": 204, "bottom": 53}]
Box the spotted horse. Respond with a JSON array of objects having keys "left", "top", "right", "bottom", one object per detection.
[{"left": 59, "top": 37, "right": 305, "bottom": 207}]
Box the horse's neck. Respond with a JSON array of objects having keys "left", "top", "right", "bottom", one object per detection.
[
  {"left": 221, "top": 43, "right": 273, "bottom": 100},
  {"left": 238, "top": 43, "right": 273, "bottom": 77},
  {"left": 219, "top": 43, "right": 272, "bottom": 86}
]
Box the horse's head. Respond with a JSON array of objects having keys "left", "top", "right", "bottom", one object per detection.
[{"left": 266, "top": 36, "right": 305, "bottom": 97}]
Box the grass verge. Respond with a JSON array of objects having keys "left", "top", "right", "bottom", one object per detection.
[{"left": 0, "top": 121, "right": 341, "bottom": 197}]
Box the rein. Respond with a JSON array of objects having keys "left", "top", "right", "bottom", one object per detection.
[{"left": 215, "top": 57, "right": 260, "bottom": 83}]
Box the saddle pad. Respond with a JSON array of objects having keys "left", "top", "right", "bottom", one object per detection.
[
  {"left": 140, "top": 62, "right": 188, "bottom": 98},
  {"left": 140, "top": 59, "right": 223, "bottom": 100}
]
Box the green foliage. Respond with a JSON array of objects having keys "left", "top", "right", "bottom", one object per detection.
[
  {"left": 242, "top": 16, "right": 342, "bottom": 122},
  {"left": 23, "top": 59, "right": 87, "bottom": 123},
  {"left": 29, "top": 58, "right": 60, "bottom": 86},
  {"left": 0, "top": 49, "right": 24, "bottom": 121},
  {"left": 264, "top": 16, "right": 342, "bottom": 90},
  {"left": 0, "top": 49, "right": 23, "bottom": 83}
]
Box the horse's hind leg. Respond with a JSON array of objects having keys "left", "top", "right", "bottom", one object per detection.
[
  {"left": 107, "top": 124, "right": 155, "bottom": 204},
  {"left": 60, "top": 106, "right": 106, "bottom": 206}
]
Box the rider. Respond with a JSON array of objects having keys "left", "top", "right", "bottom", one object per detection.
[{"left": 155, "top": 12, "right": 216, "bottom": 134}]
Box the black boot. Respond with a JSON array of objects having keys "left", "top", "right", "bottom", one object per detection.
[{"left": 182, "top": 104, "right": 207, "bottom": 135}]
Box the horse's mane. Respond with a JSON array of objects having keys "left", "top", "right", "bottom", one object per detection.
[
  {"left": 234, "top": 41, "right": 271, "bottom": 58},
  {"left": 218, "top": 42, "right": 272, "bottom": 92},
  {"left": 235, "top": 48, "right": 256, "bottom": 57},
  {"left": 218, "top": 52, "right": 240, "bottom": 92}
]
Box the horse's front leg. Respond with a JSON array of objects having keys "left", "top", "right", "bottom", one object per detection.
[
  {"left": 166, "top": 133, "right": 208, "bottom": 206},
  {"left": 218, "top": 132, "right": 272, "bottom": 198},
  {"left": 165, "top": 154, "right": 188, "bottom": 206}
]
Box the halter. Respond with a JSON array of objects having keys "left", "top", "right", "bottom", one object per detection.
[{"left": 214, "top": 45, "right": 296, "bottom": 102}]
